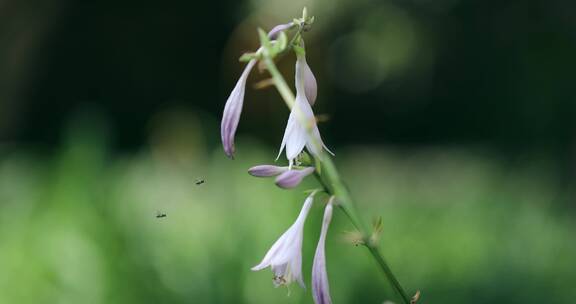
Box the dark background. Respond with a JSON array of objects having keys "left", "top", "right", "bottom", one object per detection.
[{"left": 3, "top": 0, "right": 576, "bottom": 157}]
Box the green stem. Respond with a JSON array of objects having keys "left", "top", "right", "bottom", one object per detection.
[
  {"left": 262, "top": 55, "right": 295, "bottom": 109},
  {"left": 367, "top": 244, "right": 412, "bottom": 304},
  {"left": 321, "top": 157, "right": 411, "bottom": 304},
  {"left": 261, "top": 47, "right": 412, "bottom": 304}
]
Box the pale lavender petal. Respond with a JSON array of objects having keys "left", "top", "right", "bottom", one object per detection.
[
  {"left": 275, "top": 167, "right": 315, "bottom": 189},
  {"left": 284, "top": 107, "right": 308, "bottom": 162},
  {"left": 294, "top": 91, "right": 325, "bottom": 158},
  {"left": 298, "top": 55, "right": 332, "bottom": 158},
  {"left": 276, "top": 113, "right": 292, "bottom": 161},
  {"left": 306, "top": 124, "right": 335, "bottom": 157},
  {"left": 268, "top": 22, "right": 294, "bottom": 39},
  {"left": 221, "top": 59, "right": 257, "bottom": 158},
  {"left": 251, "top": 226, "right": 293, "bottom": 271},
  {"left": 301, "top": 56, "right": 318, "bottom": 105},
  {"left": 277, "top": 98, "right": 308, "bottom": 164},
  {"left": 291, "top": 249, "right": 305, "bottom": 288},
  {"left": 312, "top": 202, "right": 334, "bottom": 304},
  {"left": 295, "top": 44, "right": 318, "bottom": 105},
  {"left": 248, "top": 165, "right": 288, "bottom": 177},
  {"left": 306, "top": 123, "right": 325, "bottom": 157}
]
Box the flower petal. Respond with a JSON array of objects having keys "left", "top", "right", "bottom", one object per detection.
[
  {"left": 275, "top": 167, "right": 315, "bottom": 189},
  {"left": 248, "top": 165, "right": 289, "bottom": 177},
  {"left": 296, "top": 41, "right": 318, "bottom": 105},
  {"left": 312, "top": 201, "right": 334, "bottom": 304},
  {"left": 276, "top": 98, "right": 308, "bottom": 164},
  {"left": 301, "top": 56, "right": 317, "bottom": 105},
  {"left": 220, "top": 59, "right": 257, "bottom": 158}
]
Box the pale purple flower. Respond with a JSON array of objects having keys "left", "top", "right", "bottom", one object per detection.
[
  {"left": 277, "top": 54, "right": 332, "bottom": 166},
  {"left": 275, "top": 167, "right": 315, "bottom": 189},
  {"left": 251, "top": 192, "right": 316, "bottom": 288},
  {"left": 221, "top": 23, "right": 295, "bottom": 159},
  {"left": 220, "top": 59, "right": 257, "bottom": 158},
  {"left": 312, "top": 199, "right": 334, "bottom": 304},
  {"left": 248, "top": 165, "right": 288, "bottom": 177}
]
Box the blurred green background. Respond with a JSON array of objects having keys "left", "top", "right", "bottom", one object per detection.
[{"left": 1, "top": 0, "right": 575, "bottom": 303}]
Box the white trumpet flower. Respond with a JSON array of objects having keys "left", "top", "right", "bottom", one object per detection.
[
  {"left": 251, "top": 192, "right": 316, "bottom": 288},
  {"left": 277, "top": 53, "right": 332, "bottom": 166}
]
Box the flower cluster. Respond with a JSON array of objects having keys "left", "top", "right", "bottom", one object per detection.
[{"left": 220, "top": 15, "right": 335, "bottom": 304}]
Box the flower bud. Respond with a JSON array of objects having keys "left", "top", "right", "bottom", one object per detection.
[
  {"left": 248, "top": 165, "right": 288, "bottom": 177},
  {"left": 275, "top": 167, "right": 315, "bottom": 189},
  {"left": 312, "top": 199, "right": 334, "bottom": 304},
  {"left": 301, "top": 56, "right": 317, "bottom": 105},
  {"left": 221, "top": 59, "right": 257, "bottom": 158}
]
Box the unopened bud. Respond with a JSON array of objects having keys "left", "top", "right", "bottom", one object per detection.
[{"left": 275, "top": 167, "right": 315, "bottom": 189}]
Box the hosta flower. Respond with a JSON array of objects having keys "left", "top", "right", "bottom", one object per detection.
[
  {"left": 275, "top": 167, "right": 315, "bottom": 189},
  {"left": 248, "top": 165, "right": 315, "bottom": 189},
  {"left": 248, "top": 165, "right": 288, "bottom": 177},
  {"left": 221, "top": 24, "right": 294, "bottom": 159},
  {"left": 220, "top": 59, "right": 257, "bottom": 158},
  {"left": 251, "top": 192, "right": 316, "bottom": 288},
  {"left": 277, "top": 53, "right": 332, "bottom": 166},
  {"left": 312, "top": 199, "right": 334, "bottom": 304}
]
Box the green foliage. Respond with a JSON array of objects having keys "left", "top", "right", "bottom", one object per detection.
[{"left": 0, "top": 121, "right": 574, "bottom": 304}]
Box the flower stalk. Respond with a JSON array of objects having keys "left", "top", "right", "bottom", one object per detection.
[
  {"left": 220, "top": 9, "right": 414, "bottom": 304},
  {"left": 260, "top": 35, "right": 412, "bottom": 304}
]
